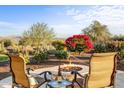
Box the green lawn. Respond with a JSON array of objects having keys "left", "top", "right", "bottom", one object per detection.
[{"left": 0, "top": 54, "right": 9, "bottom": 62}]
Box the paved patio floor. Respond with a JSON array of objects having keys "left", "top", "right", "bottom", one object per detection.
[{"left": 0, "top": 65, "right": 124, "bottom": 88}]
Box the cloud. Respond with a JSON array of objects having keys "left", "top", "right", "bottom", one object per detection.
[
  {"left": 66, "top": 6, "right": 124, "bottom": 35},
  {"left": 66, "top": 6, "right": 124, "bottom": 24}
]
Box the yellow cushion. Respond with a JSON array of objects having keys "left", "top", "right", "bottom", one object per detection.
[
  {"left": 28, "top": 76, "right": 38, "bottom": 88},
  {"left": 66, "top": 74, "right": 74, "bottom": 81}
]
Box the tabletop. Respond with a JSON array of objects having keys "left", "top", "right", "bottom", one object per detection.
[{"left": 47, "top": 80, "right": 72, "bottom": 88}]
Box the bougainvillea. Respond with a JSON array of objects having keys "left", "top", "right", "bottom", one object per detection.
[{"left": 65, "top": 34, "right": 94, "bottom": 53}]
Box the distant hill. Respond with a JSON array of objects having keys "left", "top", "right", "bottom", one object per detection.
[
  {"left": 0, "top": 36, "right": 21, "bottom": 42},
  {"left": 0, "top": 36, "right": 66, "bottom": 42},
  {"left": 54, "top": 37, "right": 66, "bottom": 40}
]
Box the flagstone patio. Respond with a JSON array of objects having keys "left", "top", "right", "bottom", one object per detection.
[{"left": 0, "top": 65, "right": 124, "bottom": 88}]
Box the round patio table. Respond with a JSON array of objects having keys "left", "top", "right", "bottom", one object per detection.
[{"left": 46, "top": 80, "right": 72, "bottom": 88}]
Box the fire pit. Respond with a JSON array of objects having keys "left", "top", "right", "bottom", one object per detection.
[{"left": 60, "top": 64, "right": 82, "bottom": 72}]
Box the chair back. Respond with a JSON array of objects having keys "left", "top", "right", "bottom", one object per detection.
[
  {"left": 9, "top": 55, "right": 30, "bottom": 88},
  {"left": 87, "top": 52, "right": 117, "bottom": 88}
]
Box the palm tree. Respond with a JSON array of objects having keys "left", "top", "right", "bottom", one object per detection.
[{"left": 82, "top": 20, "right": 112, "bottom": 44}]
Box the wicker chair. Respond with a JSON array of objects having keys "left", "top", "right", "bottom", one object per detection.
[
  {"left": 8, "top": 54, "right": 52, "bottom": 88},
  {"left": 71, "top": 52, "right": 117, "bottom": 88}
]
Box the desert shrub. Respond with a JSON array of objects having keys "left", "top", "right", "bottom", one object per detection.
[
  {"left": 82, "top": 21, "right": 111, "bottom": 44},
  {"left": 52, "top": 40, "right": 65, "bottom": 51},
  {"left": 47, "top": 49, "right": 56, "bottom": 54},
  {"left": 119, "top": 50, "right": 124, "bottom": 60},
  {"left": 112, "top": 35, "right": 124, "bottom": 41},
  {"left": 55, "top": 50, "right": 68, "bottom": 59},
  {"left": 118, "top": 42, "right": 124, "bottom": 60},
  {"left": 93, "top": 43, "right": 106, "bottom": 53},
  {"left": 0, "top": 48, "right": 8, "bottom": 53},
  {"left": 34, "top": 51, "right": 48, "bottom": 63},
  {"left": 120, "top": 42, "right": 124, "bottom": 49},
  {"left": 3, "top": 39, "right": 12, "bottom": 47},
  {"left": 0, "top": 47, "right": 8, "bottom": 54},
  {"left": 22, "top": 22, "right": 55, "bottom": 53},
  {"left": 0, "top": 42, "right": 8, "bottom": 53},
  {"left": 106, "top": 42, "right": 119, "bottom": 52},
  {"left": 19, "top": 52, "right": 30, "bottom": 64},
  {"left": 93, "top": 42, "right": 118, "bottom": 53}
]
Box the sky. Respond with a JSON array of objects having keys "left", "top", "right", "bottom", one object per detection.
[{"left": 0, "top": 5, "right": 124, "bottom": 38}]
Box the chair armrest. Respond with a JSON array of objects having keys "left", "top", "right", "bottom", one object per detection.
[
  {"left": 71, "top": 70, "right": 88, "bottom": 79},
  {"left": 71, "top": 70, "right": 89, "bottom": 88},
  {"left": 26, "top": 68, "right": 34, "bottom": 75},
  {"left": 38, "top": 71, "right": 52, "bottom": 81}
]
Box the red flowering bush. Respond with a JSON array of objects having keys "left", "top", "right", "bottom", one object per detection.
[{"left": 65, "top": 34, "right": 93, "bottom": 53}]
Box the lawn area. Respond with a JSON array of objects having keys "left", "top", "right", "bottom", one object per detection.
[{"left": 0, "top": 54, "right": 9, "bottom": 62}]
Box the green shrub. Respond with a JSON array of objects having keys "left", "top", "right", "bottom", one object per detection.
[
  {"left": 93, "top": 43, "right": 106, "bottom": 53},
  {"left": 52, "top": 40, "right": 65, "bottom": 50},
  {"left": 106, "top": 43, "right": 119, "bottom": 52},
  {"left": 3, "top": 39, "right": 12, "bottom": 47},
  {"left": 119, "top": 49, "right": 124, "bottom": 60},
  {"left": 75, "top": 44, "right": 86, "bottom": 53},
  {"left": 0, "top": 54, "right": 9, "bottom": 61},
  {"left": 93, "top": 43, "right": 118, "bottom": 53},
  {"left": 112, "top": 35, "right": 124, "bottom": 41},
  {"left": 47, "top": 49, "right": 56, "bottom": 54},
  {"left": 55, "top": 50, "right": 68, "bottom": 59},
  {"left": 34, "top": 51, "right": 48, "bottom": 63},
  {"left": 120, "top": 42, "right": 124, "bottom": 49},
  {"left": 118, "top": 42, "right": 124, "bottom": 60}
]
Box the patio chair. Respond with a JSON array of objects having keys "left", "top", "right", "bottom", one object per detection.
[
  {"left": 71, "top": 52, "right": 117, "bottom": 88},
  {"left": 8, "top": 54, "right": 52, "bottom": 88}
]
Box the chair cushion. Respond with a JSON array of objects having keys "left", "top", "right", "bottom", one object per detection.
[
  {"left": 28, "top": 75, "right": 45, "bottom": 88},
  {"left": 28, "top": 76, "right": 38, "bottom": 88},
  {"left": 66, "top": 74, "right": 74, "bottom": 81}
]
